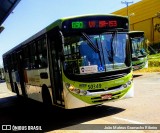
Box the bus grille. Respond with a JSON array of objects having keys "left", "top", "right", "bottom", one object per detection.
[
  {"left": 88, "top": 85, "right": 121, "bottom": 93},
  {"left": 91, "top": 91, "right": 126, "bottom": 103}
]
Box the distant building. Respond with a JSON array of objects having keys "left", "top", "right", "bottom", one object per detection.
[{"left": 112, "top": 0, "right": 160, "bottom": 45}]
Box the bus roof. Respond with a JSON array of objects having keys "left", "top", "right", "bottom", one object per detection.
[{"left": 3, "top": 14, "right": 128, "bottom": 57}]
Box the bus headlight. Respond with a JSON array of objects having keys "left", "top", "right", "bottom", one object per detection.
[
  {"left": 122, "top": 80, "right": 132, "bottom": 89},
  {"left": 127, "top": 81, "right": 131, "bottom": 85},
  {"left": 123, "top": 84, "right": 127, "bottom": 88},
  {"left": 69, "top": 85, "right": 75, "bottom": 91},
  {"left": 75, "top": 88, "right": 80, "bottom": 94},
  {"left": 80, "top": 90, "right": 87, "bottom": 95},
  {"left": 65, "top": 83, "right": 87, "bottom": 95}
]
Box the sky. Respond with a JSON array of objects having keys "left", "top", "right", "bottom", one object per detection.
[{"left": 0, "top": 0, "right": 141, "bottom": 66}]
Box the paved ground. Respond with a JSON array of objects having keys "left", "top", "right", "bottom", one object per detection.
[
  {"left": 0, "top": 81, "right": 15, "bottom": 98},
  {"left": 0, "top": 72, "right": 160, "bottom": 133}
]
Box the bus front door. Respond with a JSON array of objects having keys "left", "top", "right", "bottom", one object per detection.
[{"left": 48, "top": 35, "right": 64, "bottom": 107}]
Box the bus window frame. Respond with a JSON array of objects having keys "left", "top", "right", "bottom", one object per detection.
[{"left": 21, "top": 35, "right": 48, "bottom": 70}]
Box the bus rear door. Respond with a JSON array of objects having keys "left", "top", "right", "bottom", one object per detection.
[{"left": 16, "top": 50, "right": 27, "bottom": 97}]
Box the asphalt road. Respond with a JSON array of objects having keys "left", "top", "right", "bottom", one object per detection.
[{"left": 0, "top": 72, "right": 160, "bottom": 133}]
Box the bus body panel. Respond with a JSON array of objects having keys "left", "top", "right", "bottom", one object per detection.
[
  {"left": 62, "top": 71, "right": 133, "bottom": 109},
  {"left": 132, "top": 56, "right": 148, "bottom": 70},
  {"left": 63, "top": 86, "right": 92, "bottom": 109},
  {"left": 123, "top": 83, "right": 134, "bottom": 98}
]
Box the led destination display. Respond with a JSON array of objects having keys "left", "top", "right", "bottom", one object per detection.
[
  {"left": 71, "top": 20, "right": 118, "bottom": 29},
  {"left": 62, "top": 15, "right": 128, "bottom": 32}
]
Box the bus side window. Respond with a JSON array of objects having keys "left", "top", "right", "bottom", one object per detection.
[
  {"left": 11, "top": 54, "right": 15, "bottom": 71},
  {"left": 29, "top": 42, "right": 37, "bottom": 69},
  {"left": 37, "top": 38, "right": 48, "bottom": 68},
  {"left": 12, "top": 53, "right": 17, "bottom": 71},
  {"left": 23, "top": 46, "right": 30, "bottom": 69}
]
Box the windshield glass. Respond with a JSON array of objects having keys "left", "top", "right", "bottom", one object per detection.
[
  {"left": 63, "top": 32, "right": 129, "bottom": 75},
  {"left": 131, "top": 37, "right": 147, "bottom": 57}
]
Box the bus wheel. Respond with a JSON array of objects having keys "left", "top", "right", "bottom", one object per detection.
[
  {"left": 14, "top": 83, "right": 20, "bottom": 97},
  {"left": 42, "top": 85, "right": 52, "bottom": 106}
]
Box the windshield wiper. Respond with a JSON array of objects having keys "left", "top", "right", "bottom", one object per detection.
[
  {"left": 108, "top": 32, "right": 117, "bottom": 62},
  {"left": 82, "top": 32, "right": 100, "bottom": 53}
]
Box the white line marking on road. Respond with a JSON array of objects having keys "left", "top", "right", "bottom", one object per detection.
[{"left": 113, "top": 117, "right": 145, "bottom": 124}]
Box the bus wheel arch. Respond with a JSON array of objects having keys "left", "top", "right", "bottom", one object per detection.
[{"left": 42, "top": 84, "right": 52, "bottom": 105}]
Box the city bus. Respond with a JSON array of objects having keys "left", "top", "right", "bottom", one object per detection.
[
  {"left": 3, "top": 14, "right": 133, "bottom": 109},
  {"left": 129, "top": 31, "right": 148, "bottom": 70}
]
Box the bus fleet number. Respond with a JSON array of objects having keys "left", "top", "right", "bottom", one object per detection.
[{"left": 88, "top": 84, "right": 102, "bottom": 90}]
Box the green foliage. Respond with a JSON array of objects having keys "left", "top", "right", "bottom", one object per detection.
[
  {"left": 148, "top": 53, "right": 160, "bottom": 59},
  {"left": 134, "top": 67, "right": 160, "bottom": 73},
  {"left": 148, "top": 53, "right": 160, "bottom": 67},
  {"left": 148, "top": 60, "right": 160, "bottom": 67}
]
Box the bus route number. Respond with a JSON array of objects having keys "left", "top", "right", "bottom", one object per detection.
[{"left": 88, "top": 84, "right": 102, "bottom": 90}]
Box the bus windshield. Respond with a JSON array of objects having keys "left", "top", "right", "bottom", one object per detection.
[
  {"left": 63, "top": 32, "right": 129, "bottom": 75},
  {"left": 131, "top": 37, "right": 147, "bottom": 58}
]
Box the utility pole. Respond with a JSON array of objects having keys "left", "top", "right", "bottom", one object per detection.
[{"left": 121, "top": 1, "right": 133, "bottom": 17}]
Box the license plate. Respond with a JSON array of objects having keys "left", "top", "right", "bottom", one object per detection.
[{"left": 101, "top": 94, "right": 112, "bottom": 100}]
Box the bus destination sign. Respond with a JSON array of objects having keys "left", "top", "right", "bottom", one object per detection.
[
  {"left": 71, "top": 20, "right": 118, "bottom": 29},
  {"left": 62, "top": 16, "right": 128, "bottom": 32}
]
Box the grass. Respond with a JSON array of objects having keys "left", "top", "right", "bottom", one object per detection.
[
  {"left": 134, "top": 53, "right": 160, "bottom": 73},
  {"left": 134, "top": 67, "right": 160, "bottom": 73},
  {"left": 148, "top": 53, "right": 160, "bottom": 67},
  {"left": 148, "top": 53, "right": 160, "bottom": 59}
]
